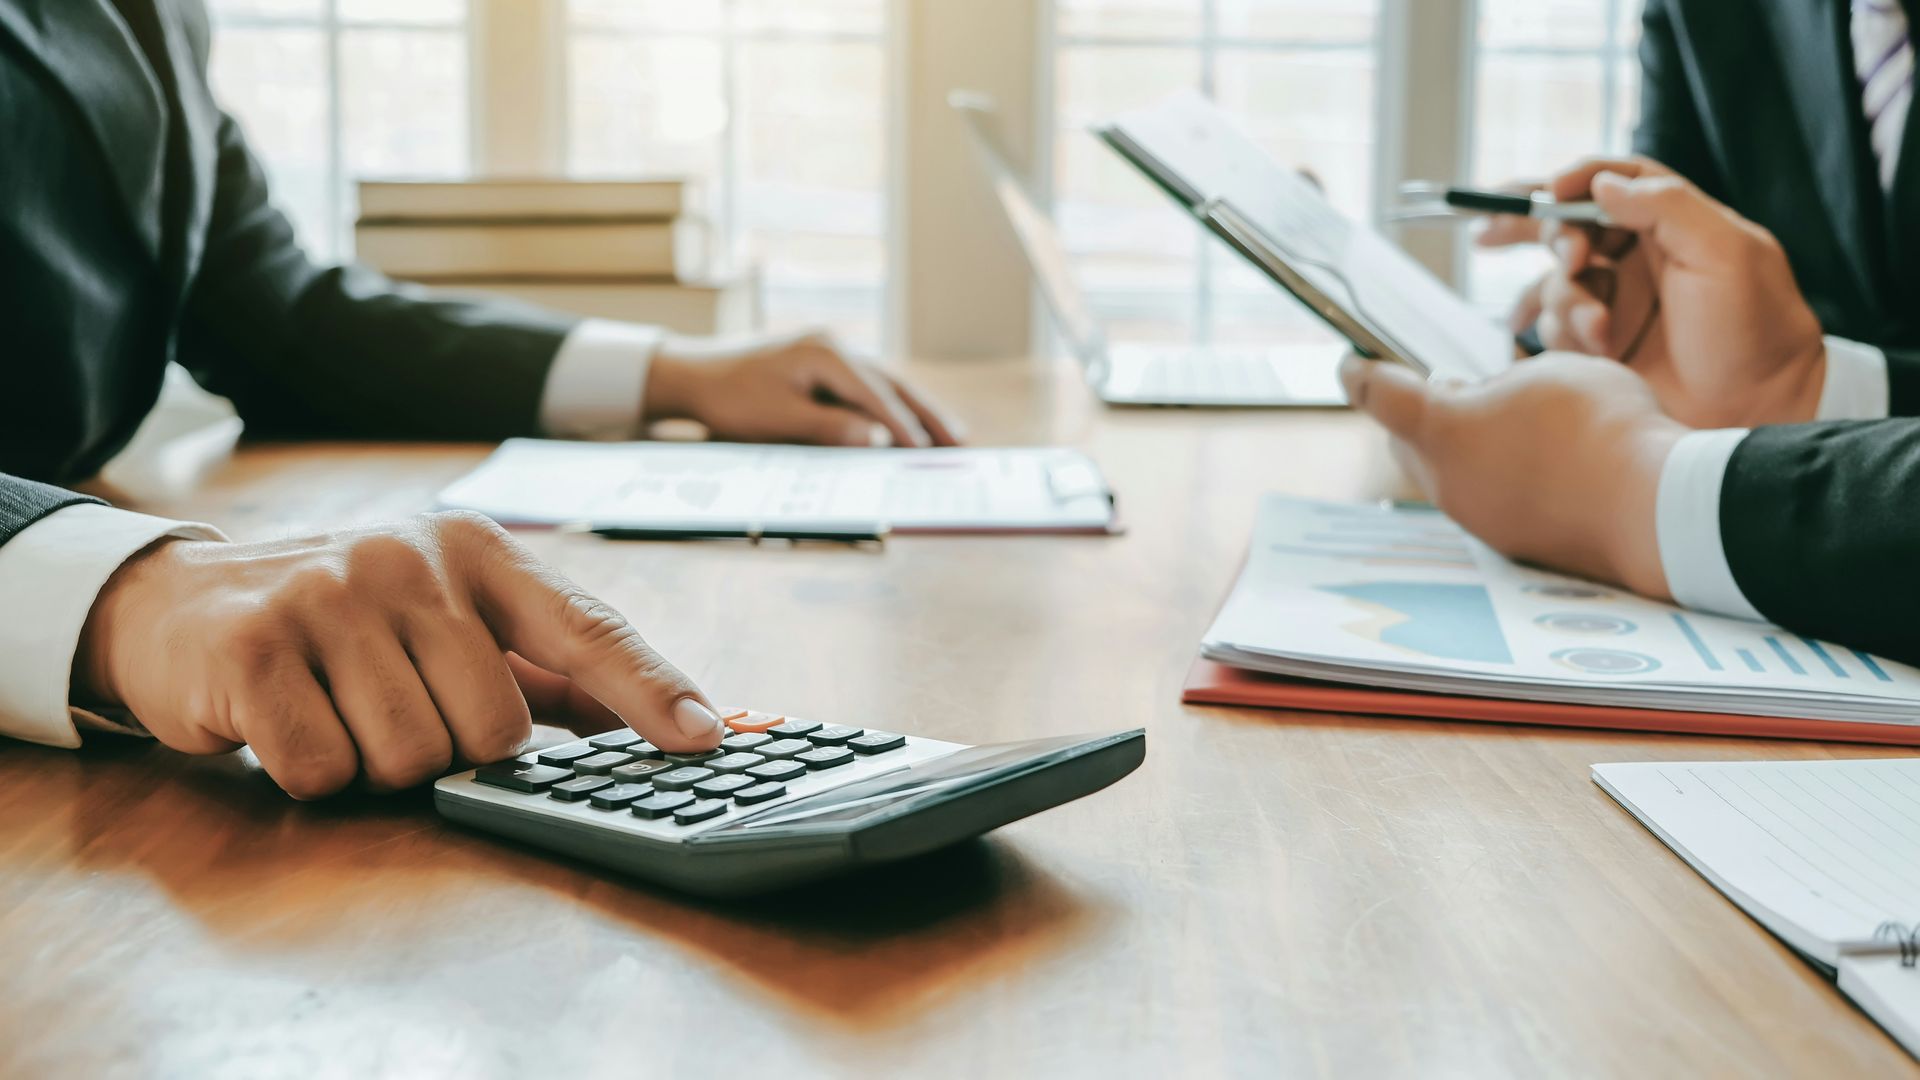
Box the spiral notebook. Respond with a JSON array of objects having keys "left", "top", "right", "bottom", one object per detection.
[{"left": 1594, "top": 758, "right": 1920, "bottom": 1059}]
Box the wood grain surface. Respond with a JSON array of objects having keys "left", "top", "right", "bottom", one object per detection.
[{"left": 2, "top": 359, "right": 1913, "bottom": 1078}]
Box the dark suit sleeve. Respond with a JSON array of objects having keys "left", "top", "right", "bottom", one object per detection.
[
  {"left": 1631, "top": 0, "right": 1728, "bottom": 199},
  {"left": 1720, "top": 420, "right": 1920, "bottom": 663},
  {"left": 1880, "top": 349, "right": 1920, "bottom": 414},
  {"left": 0, "top": 475, "right": 103, "bottom": 548},
  {"left": 173, "top": 110, "right": 580, "bottom": 441}
]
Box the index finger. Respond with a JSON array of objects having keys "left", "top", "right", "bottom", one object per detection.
[
  {"left": 810, "top": 349, "right": 934, "bottom": 449},
  {"left": 1542, "top": 219, "right": 1594, "bottom": 271},
  {"left": 1472, "top": 180, "right": 1546, "bottom": 248},
  {"left": 885, "top": 372, "right": 966, "bottom": 446},
  {"left": 1548, "top": 154, "right": 1669, "bottom": 201},
  {"left": 450, "top": 516, "right": 725, "bottom": 753},
  {"left": 1475, "top": 213, "right": 1543, "bottom": 248}
]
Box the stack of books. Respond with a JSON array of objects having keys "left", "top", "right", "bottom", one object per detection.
[{"left": 353, "top": 178, "right": 757, "bottom": 334}]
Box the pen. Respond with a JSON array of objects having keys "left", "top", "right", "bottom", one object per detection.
[
  {"left": 1441, "top": 187, "right": 1614, "bottom": 226},
  {"left": 577, "top": 523, "right": 890, "bottom": 543}
]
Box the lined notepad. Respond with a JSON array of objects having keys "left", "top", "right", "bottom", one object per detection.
[{"left": 1594, "top": 758, "right": 1920, "bottom": 1058}]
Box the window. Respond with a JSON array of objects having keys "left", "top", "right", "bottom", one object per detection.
[
  {"left": 1051, "top": 0, "right": 1381, "bottom": 347},
  {"left": 206, "top": 0, "right": 471, "bottom": 261},
  {"left": 1467, "top": 0, "right": 1645, "bottom": 308},
  {"left": 198, "top": 0, "right": 1652, "bottom": 356},
  {"left": 565, "top": 0, "right": 890, "bottom": 349}
]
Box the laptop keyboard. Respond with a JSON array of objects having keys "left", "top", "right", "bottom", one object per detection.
[{"left": 1135, "top": 349, "right": 1291, "bottom": 398}]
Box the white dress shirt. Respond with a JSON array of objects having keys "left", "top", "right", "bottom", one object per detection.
[
  {"left": 1654, "top": 336, "right": 1891, "bottom": 620},
  {"left": 0, "top": 319, "right": 660, "bottom": 748}
]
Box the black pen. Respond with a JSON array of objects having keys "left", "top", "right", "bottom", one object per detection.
[
  {"left": 1441, "top": 187, "right": 1613, "bottom": 225},
  {"left": 575, "top": 523, "right": 890, "bottom": 543}
]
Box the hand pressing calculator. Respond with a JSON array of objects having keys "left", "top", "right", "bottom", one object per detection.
[{"left": 434, "top": 709, "right": 1146, "bottom": 897}]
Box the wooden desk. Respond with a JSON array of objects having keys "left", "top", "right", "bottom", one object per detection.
[{"left": 3, "top": 359, "right": 1913, "bottom": 1077}]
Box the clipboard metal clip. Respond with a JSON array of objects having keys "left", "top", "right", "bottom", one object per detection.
[{"left": 1043, "top": 457, "right": 1108, "bottom": 503}]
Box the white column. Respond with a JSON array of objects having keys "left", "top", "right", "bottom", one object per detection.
[
  {"left": 1373, "top": 0, "right": 1477, "bottom": 286},
  {"left": 469, "top": 0, "right": 567, "bottom": 177},
  {"left": 893, "top": 0, "right": 1045, "bottom": 360}
]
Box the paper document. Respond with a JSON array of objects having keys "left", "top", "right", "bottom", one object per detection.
[
  {"left": 1594, "top": 758, "right": 1920, "bottom": 1059},
  {"left": 437, "top": 440, "right": 1118, "bottom": 534},
  {"left": 1099, "top": 90, "right": 1511, "bottom": 382},
  {"left": 1202, "top": 497, "right": 1920, "bottom": 725}
]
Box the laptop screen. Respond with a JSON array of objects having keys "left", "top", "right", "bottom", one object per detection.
[{"left": 953, "top": 99, "right": 1106, "bottom": 364}]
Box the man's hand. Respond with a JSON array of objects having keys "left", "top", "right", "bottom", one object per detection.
[
  {"left": 1339, "top": 354, "right": 1686, "bottom": 600},
  {"left": 1538, "top": 157, "right": 1828, "bottom": 428},
  {"left": 1467, "top": 180, "right": 1552, "bottom": 336},
  {"left": 1531, "top": 158, "right": 1664, "bottom": 362},
  {"left": 74, "top": 512, "right": 726, "bottom": 799},
  {"left": 645, "top": 330, "right": 964, "bottom": 448}
]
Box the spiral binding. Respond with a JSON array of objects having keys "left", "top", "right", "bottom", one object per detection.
[{"left": 1875, "top": 921, "right": 1920, "bottom": 967}]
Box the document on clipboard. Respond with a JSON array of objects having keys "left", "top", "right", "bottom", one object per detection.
[
  {"left": 436, "top": 440, "right": 1120, "bottom": 535},
  {"left": 1095, "top": 89, "right": 1511, "bottom": 382}
]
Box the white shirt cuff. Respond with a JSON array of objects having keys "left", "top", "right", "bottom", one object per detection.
[
  {"left": 1816, "top": 336, "right": 1889, "bottom": 420},
  {"left": 538, "top": 319, "right": 662, "bottom": 439},
  {"left": 1655, "top": 428, "right": 1763, "bottom": 621},
  {"left": 0, "top": 504, "right": 226, "bottom": 749}
]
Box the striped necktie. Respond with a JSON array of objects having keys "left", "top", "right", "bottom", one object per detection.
[{"left": 1854, "top": 0, "right": 1916, "bottom": 189}]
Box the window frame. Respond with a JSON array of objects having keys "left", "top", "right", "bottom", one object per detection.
[
  {"left": 212, "top": 0, "right": 477, "bottom": 258},
  {"left": 222, "top": 0, "right": 1643, "bottom": 357}
]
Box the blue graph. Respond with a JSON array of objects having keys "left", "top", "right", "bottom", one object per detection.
[
  {"left": 1670, "top": 614, "right": 1722, "bottom": 671},
  {"left": 1726, "top": 634, "right": 1894, "bottom": 683},
  {"left": 1319, "top": 582, "right": 1513, "bottom": 664}
]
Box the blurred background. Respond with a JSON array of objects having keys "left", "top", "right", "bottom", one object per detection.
[{"left": 205, "top": 0, "right": 1643, "bottom": 358}]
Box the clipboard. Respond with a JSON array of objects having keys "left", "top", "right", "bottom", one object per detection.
[{"left": 1094, "top": 89, "right": 1511, "bottom": 384}]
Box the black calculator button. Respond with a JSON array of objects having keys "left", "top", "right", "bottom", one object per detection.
[
  {"left": 664, "top": 749, "right": 723, "bottom": 764},
  {"left": 720, "top": 732, "right": 773, "bottom": 752},
  {"left": 848, "top": 732, "right": 906, "bottom": 754},
  {"left": 707, "top": 752, "right": 767, "bottom": 775},
  {"left": 734, "top": 782, "right": 786, "bottom": 805},
  {"left": 765, "top": 720, "right": 822, "bottom": 738},
  {"left": 652, "top": 766, "right": 716, "bottom": 791},
  {"left": 694, "top": 774, "right": 753, "bottom": 799},
  {"left": 805, "top": 726, "right": 863, "bottom": 747},
  {"left": 610, "top": 759, "right": 673, "bottom": 784},
  {"left": 590, "top": 782, "right": 653, "bottom": 809},
  {"left": 475, "top": 761, "right": 573, "bottom": 792},
  {"left": 797, "top": 746, "right": 855, "bottom": 770},
  {"left": 586, "top": 730, "right": 648, "bottom": 753},
  {"left": 746, "top": 759, "right": 806, "bottom": 783},
  {"left": 631, "top": 791, "right": 695, "bottom": 819},
  {"left": 549, "top": 775, "right": 614, "bottom": 802},
  {"left": 673, "top": 800, "right": 729, "bottom": 825},
  {"left": 535, "top": 743, "right": 595, "bottom": 767},
  {"left": 756, "top": 738, "right": 812, "bottom": 760},
  {"left": 571, "top": 751, "right": 636, "bottom": 775}
]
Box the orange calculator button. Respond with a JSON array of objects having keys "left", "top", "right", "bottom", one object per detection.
[{"left": 723, "top": 710, "right": 784, "bottom": 734}]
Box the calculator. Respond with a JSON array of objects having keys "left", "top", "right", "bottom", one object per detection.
[{"left": 433, "top": 709, "right": 1146, "bottom": 897}]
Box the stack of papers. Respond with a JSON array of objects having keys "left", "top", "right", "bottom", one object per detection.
[
  {"left": 1200, "top": 497, "right": 1920, "bottom": 728},
  {"left": 438, "top": 440, "right": 1118, "bottom": 534}
]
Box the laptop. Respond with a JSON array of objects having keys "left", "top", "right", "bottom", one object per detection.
[{"left": 953, "top": 94, "right": 1346, "bottom": 408}]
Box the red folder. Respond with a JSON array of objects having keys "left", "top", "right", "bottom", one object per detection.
[{"left": 1182, "top": 658, "right": 1920, "bottom": 746}]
